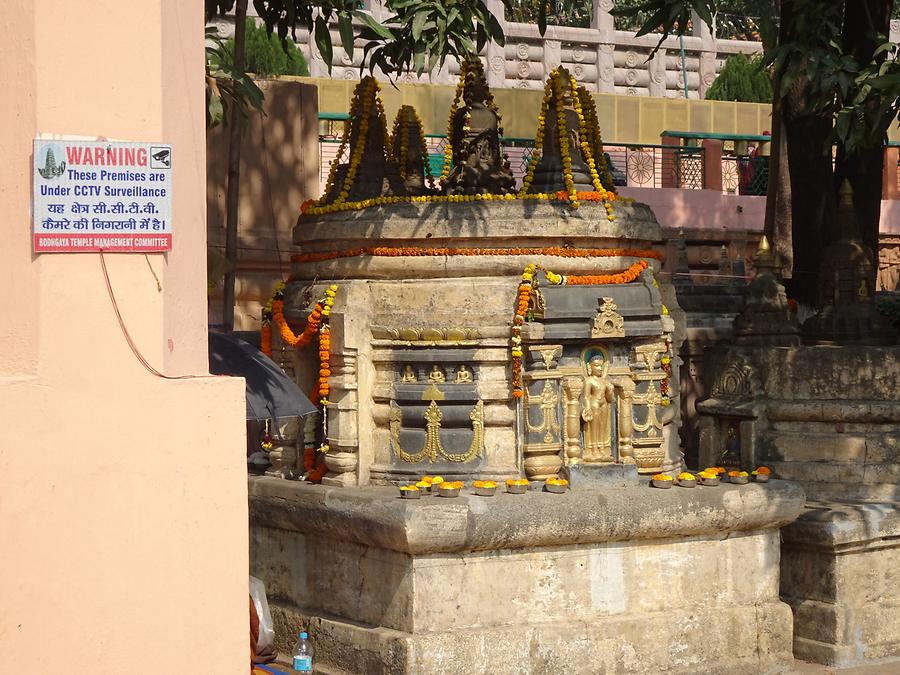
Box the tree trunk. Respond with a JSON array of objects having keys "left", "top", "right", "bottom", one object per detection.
[
  {"left": 833, "top": 0, "right": 891, "bottom": 257},
  {"left": 222, "top": 0, "right": 248, "bottom": 332},
  {"left": 763, "top": 0, "right": 791, "bottom": 274},
  {"left": 778, "top": 0, "right": 837, "bottom": 307}
]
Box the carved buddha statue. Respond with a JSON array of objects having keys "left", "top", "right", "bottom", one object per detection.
[
  {"left": 581, "top": 355, "right": 614, "bottom": 462},
  {"left": 443, "top": 61, "right": 516, "bottom": 195},
  {"left": 400, "top": 364, "right": 417, "bottom": 382},
  {"left": 455, "top": 364, "right": 473, "bottom": 383},
  {"left": 427, "top": 364, "right": 445, "bottom": 383}
]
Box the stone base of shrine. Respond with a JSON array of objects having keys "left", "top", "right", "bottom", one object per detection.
[
  {"left": 250, "top": 476, "right": 805, "bottom": 674},
  {"left": 781, "top": 500, "right": 900, "bottom": 668}
]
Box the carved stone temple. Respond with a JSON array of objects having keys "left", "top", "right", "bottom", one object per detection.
[{"left": 248, "top": 73, "right": 810, "bottom": 675}]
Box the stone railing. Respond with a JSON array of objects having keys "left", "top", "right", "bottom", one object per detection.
[{"left": 215, "top": 0, "right": 762, "bottom": 99}]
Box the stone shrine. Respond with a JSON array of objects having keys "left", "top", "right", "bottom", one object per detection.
[
  {"left": 249, "top": 66, "right": 806, "bottom": 674},
  {"left": 697, "top": 213, "right": 900, "bottom": 667}
]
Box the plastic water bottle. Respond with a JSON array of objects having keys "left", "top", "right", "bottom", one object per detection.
[{"left": 292, "top": 631, "right": 314, "bottom": 672}]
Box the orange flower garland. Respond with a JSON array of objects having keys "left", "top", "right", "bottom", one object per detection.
[
  {"left": 260, "top": 283, "right": 338, "bottom": 484},
  {"left": 560, "top": 260, "right": 649, "bottom": 286},
  {"left": 509, "top": 260, "right": 651, "bottom": 397},
  {"left": 292, "top": 246, "right": 663, "bottom": 265}
]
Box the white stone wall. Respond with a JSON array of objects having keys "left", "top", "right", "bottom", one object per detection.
[{"left": 212, "top": 0, "right": 762, "bottom": 99}]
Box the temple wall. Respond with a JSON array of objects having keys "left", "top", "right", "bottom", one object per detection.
[{"left": 0, "top": 1, "right": 248, "bottom": 671}]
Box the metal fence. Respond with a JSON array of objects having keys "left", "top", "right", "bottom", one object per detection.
[{"left": 318, "top": 129, "right": 770, "bottom": 196}]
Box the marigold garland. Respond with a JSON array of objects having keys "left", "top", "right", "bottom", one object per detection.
[
  {"left": 509, "top": 260, "right": 651, "bottom": 397},
  {"left": 292, "top": 246, "right": 662, "bottom": 264},
  {"left": 317, "top": 76, "right": 389, "bottom": 209},
  {"left": 260, "top": 283, "right": 338, "bottom": 483},
  {"left": 440, "top": 58, "right": 503, "bottom": 185},
  {"left": 389, "top": 105, "right": 435, "bottom": 190},
  {"left": 517, "top": 67, "right": 613, "bottom": 216}
]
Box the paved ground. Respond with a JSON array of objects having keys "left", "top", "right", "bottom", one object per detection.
[{"left": 793, "top": 661, "right": 900, "bottom": 674}]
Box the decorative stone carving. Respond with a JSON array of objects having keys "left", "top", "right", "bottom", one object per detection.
[
  {"left": 389, "top": 399, "right": 485, "bottom": 464},
  {"left": 526, "top": 380, "right": 561, "bottom": 444},
  {"left": 455, "top": 364, "right": 473, "bottom": 383},
  {"left": 709, "top": 355, "right": 760, "bottom": 399},
  {"left": 527, "top": 66, "right": 595, "bottom": 194},
  {"left": 592, "top": 297, "right": 626, "bottom": 338},
  {"left": 443, "top": 58, "right": 516, "bottom": 195},
  {"left": 732, "top": 236, "right": 801, "bottom": 346},
  {"left": 389, "top": 105, "right": 431, "bottom": 196},
  {"left": 427, "top": 364, "right": 446, "bottom": 383},
  {"left": 562, "top": 376, "right": 585, "bottom": 464},
  {"left": 613, "top": 376, "right": 637, "bottom": 464},
  {"left": 877, "top": 239, "right": 900, "bottom": 291},
  {"left": 371, "top": 325, "right": 480, "bottom": 345},
  {"left": 400, "top": 364, "right": 417, "bottom": 382}
]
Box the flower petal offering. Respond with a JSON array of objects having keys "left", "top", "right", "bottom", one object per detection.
[
  {"left": 474, "top": 479, "right": 497, "bottom": 496},
  {"left": 752, "top": 466, "right": 771, "bottom": 482},
  {"left": 399, "top": 485, "right": 422, "bottom": 499},
  {"left": 651, "top": 473, "right": 674, "bottom": 489},
  {"left": 545, "top": 477, "right": 569, "bottom": 493},
  {"left": 676, "top": 472, "right": 697, "bottom": 488},
  {"left": 728, "top": 470, "right": 750, "bottom": 485},
  {"left": 506, "top": 478, "right": 529, "bottom": 494}
]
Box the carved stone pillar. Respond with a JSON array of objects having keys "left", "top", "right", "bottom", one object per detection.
[
  {"left": 265, "top": 417, "right": 301, "bottom": 479},
  {"left": 522, "top": 345, "right": 563, "bottom": 481},
  {"left": 543, "top": 39, "right": 561, "bottom": 79},
  {"left": 693, "top": 10, "right": 717, "bottom": 99},
  {"left": 613, "top": 377, "right": 636, "bottom": 464},
  {"left": 485, "top": 0, "right": 507, "bottom": 88},
  {"left": 322, "top": 316, "right": 360, "bottom": 486},
  {"left": 562, "top": 376, "right": 584, "bottom": 465},
  {"left": 594, "top": 0, "right": 615, "bottom": 93},
  {"left": 648, "top": 48, "right": 667, "bottom": 98}
]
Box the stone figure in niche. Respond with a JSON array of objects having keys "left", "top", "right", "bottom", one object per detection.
[
  {"left": 581, "top": 355, "right": 614, "bottom": 462},
  {"left": 455, "top": 364, "right": 473, "bottom": 383},
  {"left": 427, "top": 364, "right": 446, "bottom": 383},
  {"left": 400, "top": 364, "right": 417, "bottom": 382},
  {"left": 719, "top": 423, "right": 741, "bottom": 468},
  {"left": 443, "top": 61, "right": 516, "bottom": 195}
]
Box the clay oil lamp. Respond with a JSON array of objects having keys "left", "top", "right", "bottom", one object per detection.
[
  {"left": 752, "top": 466, "right": 771, "bottom": 483},
  {"left": 651, "top": 473, "right": 674, "bottom": 489},
  {"left": 698, "top": 470, "right": 720, "bottom": 487},
  {"left": 438, "top": 480, "right": 463, "bottom": 497}
]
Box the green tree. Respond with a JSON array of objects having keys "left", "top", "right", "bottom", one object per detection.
[
  {"left": 706, "top": 54, "right": 773, "bottom": 102},
  {"left": 226, "top": 18, "right": 310, "bottom": 77},
  {"left": 615, "top": 0, "right": 896, "bottom": 307}
]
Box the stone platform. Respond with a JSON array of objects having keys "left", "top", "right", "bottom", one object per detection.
[
  {"left": 782, "top": 500, "right": 900, "bottom": 668},
  {"left": 250, "top": 476, "right": 805, "bottom": 674}
]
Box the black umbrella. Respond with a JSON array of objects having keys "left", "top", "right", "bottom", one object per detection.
[{"left": 208, "top": 331, "right": 317, "bottom": 421}]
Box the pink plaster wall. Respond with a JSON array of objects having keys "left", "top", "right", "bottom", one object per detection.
[
  {"left": 0, "top": 1, "right": 249, "bottom": 672},
  {"left": 619, "top": 187, "right": 766, "bottom": 233}
]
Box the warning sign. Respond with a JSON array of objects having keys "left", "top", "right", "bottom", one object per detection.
[{"left": 33, "top": 139, "right": 173, "bottom": 253}]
